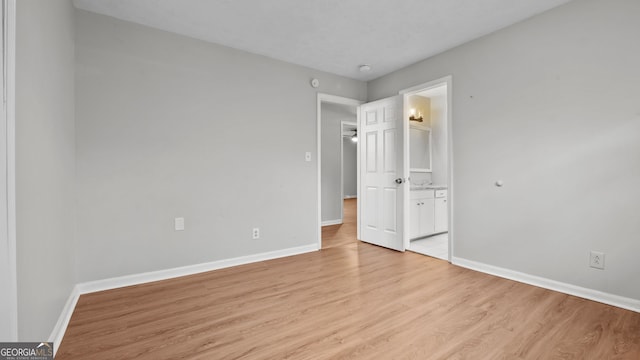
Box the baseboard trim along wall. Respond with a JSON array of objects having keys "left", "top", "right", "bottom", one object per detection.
[
  {"left": 321, "top": 219, "right": 342, "bottom": 226},
  {"left": 48, "top": 243, "right": 318, "bottom": 355},
  {"left": 48, "top": 286, "right": 80, "bottom": 357},
  {"left": 452, "top": 256, "right": 640, "bottom": 313},
  {"left": 344, "top": 195, "right": 357, "bottom": 199}
]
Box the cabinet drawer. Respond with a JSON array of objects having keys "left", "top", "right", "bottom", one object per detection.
[
  {"left": 410, "top": 190, "right": 434, "bottom": 200},
  {"left": 435, "top": 189, "right": 447, "bottom": 198}
]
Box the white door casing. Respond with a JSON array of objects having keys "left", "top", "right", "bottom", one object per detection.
[
  {"left": 358, "top": 96, "right": 406, "bottom": 251},
  {"left": 0, "top": 0, "right": 17, "bottom": 341}
]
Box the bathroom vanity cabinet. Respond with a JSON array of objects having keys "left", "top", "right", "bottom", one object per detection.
[
  {"left": 410, "top": 190, "right": 435, "bottom": 239},
  {"left": 410, "top": 189, "right": 448, "bottom": 239}
]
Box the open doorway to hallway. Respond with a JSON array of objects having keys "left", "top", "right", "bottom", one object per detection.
[
  {"left": 320, "top": 102, "right": 357, "bottom": 227},
  {"left": 317, "top": 94, "right": 362, "bottom": 250},
  {"left": 321, "top": 121, "right": 358, "bottom": 249}
]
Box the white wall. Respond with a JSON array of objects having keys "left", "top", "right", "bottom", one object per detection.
[
  {"left": 75, "top": 10, "right": 366, "bottom": 282},
  {"left": 321, "top": 103, "right": 357, "bottom": 223},
  {"left": 15, "top": 0, "right": 76, "bottom": 340},
  {"left": 342, "top": 138, "right": 357, "bottom": 198},
  {"left": 369, "top": 0, "right": 640, "bottom": 301}
]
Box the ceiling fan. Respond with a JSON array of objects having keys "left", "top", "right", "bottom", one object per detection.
[{"left": 342, "top": 128, "right": 357, "bottom": 142}]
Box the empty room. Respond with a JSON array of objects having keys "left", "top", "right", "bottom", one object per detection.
[{"left": 1, "top": 0, "right": 639, "bottom": 359}]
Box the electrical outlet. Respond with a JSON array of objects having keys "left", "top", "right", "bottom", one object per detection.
[
  {"left": 252, "top": 228, "right": 260, "bottom": 239},
  {"left": 589, "top": 251, "right": 605, "bottom": 270},
  {"left": 174, "top": 217, "right": 185, "bottom": 231}
]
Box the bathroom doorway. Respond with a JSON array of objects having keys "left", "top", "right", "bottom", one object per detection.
[{"left": 400, "top": 76, "right": 453, "bottom": 261}]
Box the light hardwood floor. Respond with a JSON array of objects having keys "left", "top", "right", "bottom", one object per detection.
[
  {"left": 57, "top": 199, "right": 640, "bottom": 359},
  {"left": 321, "top": 198, "right": 358, "bottom": 249}
]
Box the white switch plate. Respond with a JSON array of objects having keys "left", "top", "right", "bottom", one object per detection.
[
  {"left": 305, "top": 152, "right": 311, "bottom": 162},
  {"left": 174, "top": 217, "right": 185, "bottom": 231}
]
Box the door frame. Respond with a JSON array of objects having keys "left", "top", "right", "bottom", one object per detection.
[
  {"left": 340, "top": 120, "right": 357, "bottom": 221},
  {"left": 316, "top": 94, "right": 363, "bottom": 250},
  {"left": 1, "top": 0, "right": 18, "bottom": 341},
  {"left": 399, "top": 75, "right": 453, "bottom": 261}
]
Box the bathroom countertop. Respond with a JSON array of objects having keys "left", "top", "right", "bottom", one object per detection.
[{"left": 410, "top": 185, "right": 448, "bottom": 191}]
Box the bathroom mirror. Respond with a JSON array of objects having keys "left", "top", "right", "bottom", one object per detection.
[{"left": 409, "top": 126, "right": 432, "bottom": 172}]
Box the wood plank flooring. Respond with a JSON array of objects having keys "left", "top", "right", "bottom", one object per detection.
[
  {"left": 321, "top": 198, "right": 358, "bottom": 249},
  {"left": 57, "top": 199, "right": 640, "bottom": 359}
]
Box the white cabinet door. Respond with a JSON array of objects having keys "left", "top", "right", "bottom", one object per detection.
[
  {"left": 435, "top": 197, "right": 448, "bottom": 233},
  {"left": 421, "top": 198, "right": 436, "bottom": 236},
  {"left": 409, "top": 200, "right": 421, "bottom": 239},
  {"left": 409, "top": 191, "right": 435, "bottom": 239},
  {"left": 359, "top": 96, "right": 406, "bottom": 251}
]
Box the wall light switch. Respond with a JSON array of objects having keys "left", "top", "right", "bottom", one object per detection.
[
  {"left": 175, "top": 217, "right": 185, "bottom": 231},
  {"left": 305, "top": 152, "right": 312, "bottom": 162}
]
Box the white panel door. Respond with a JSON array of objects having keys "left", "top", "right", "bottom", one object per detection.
[{"left": 358, "top": 96, "right": 406, "bottom": 251}]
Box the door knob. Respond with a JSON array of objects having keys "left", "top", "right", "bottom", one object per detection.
[{"left": 395, "top": 178, "right": 404, "bottom": 184}]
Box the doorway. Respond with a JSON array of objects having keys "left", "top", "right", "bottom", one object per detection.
[
  {"left": 316, "top": 94, "right": 362, "bottom": 249},
  {"left": 320, "top": 121, "right": 359, "bottom": 249},
  {"left": 400, "top": 76, "right": 453, "bottom": 261},
  {"left": 317, "top": 76, "right": 452, "bottom": 260}
]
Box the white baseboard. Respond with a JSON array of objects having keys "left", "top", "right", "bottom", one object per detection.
[
  {"left": 49, "top": 244, "right": 318, "bottom": 353},
  {"left": 452, "top": 256, "right": 640, "bottom": 313},
  {"left": 48, "top": 285, "right": 80, "bottom": 357},
  {"left": 78, "top": 244, "right": 318, "bottom": 294},
  {"left": 321, "top": 219, "right": 342, "bottom": 226},
  {"left": 344, "top": 195, "right": 357, "bottom": 199}
]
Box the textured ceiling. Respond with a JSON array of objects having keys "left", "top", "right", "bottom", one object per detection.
[{"left": 73, "top": 0, "right": 572, "bottom": 81}]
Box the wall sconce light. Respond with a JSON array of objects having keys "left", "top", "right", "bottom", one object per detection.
[
  {"left": 351, "top": 130, "right": 358, "bottom": 142},
  {"left": 409, "top": 108, "right": 423, "bottom": 122}
]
